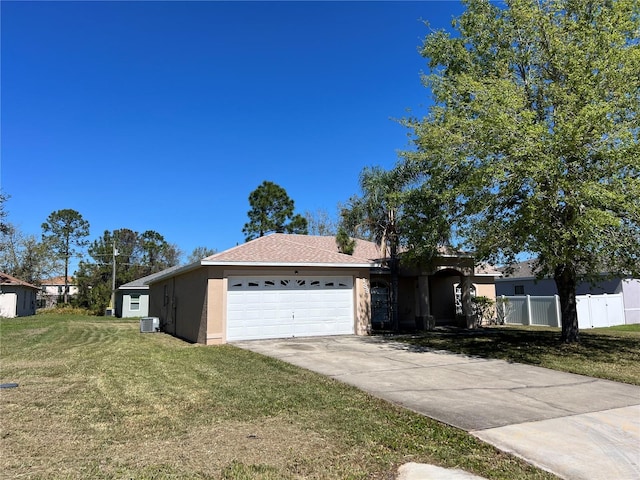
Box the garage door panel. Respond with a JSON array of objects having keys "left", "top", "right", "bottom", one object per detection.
[{"left": 226, "top": 276, "right": 354, "bottom": 341}]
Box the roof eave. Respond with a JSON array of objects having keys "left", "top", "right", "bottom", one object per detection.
[
  {"left": 495, "top": 276, "right": 537, "bottom": 282},
  {"left": 146, "top": 261, "right": 203, "bottom": 285},
  {"left": 117, "top": 285, "right": 150, "bottom": 291},
  {"left": 201, "top": 261, "right": 376, "bottom": 268}
]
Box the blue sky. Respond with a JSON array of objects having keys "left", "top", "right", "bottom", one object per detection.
[{"left": 2, "top": 1, "right": 465, "bottom": 268}]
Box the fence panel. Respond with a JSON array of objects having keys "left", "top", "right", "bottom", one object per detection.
[
  {"left": 500, "top": 295, "right": 558, "bottom": 327},
  {"left": 501, "top": 296, "right": 528, "bottom": 325},
  {"left": 502, "top": 293, "right": 625, "bottom": 329},
  {"left": 529, "top": 296, "right": 559, "bottom": 327},
  {"left": 577, "top": 294, "right": 625, "bottom": 329}
]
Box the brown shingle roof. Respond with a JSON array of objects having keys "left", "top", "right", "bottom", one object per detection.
[
  {"left": 0, "top": 272, "right": 39, "bottom": 289},
  {"left": 203, "top": 234, "right": 383, "bottom": 265},
  {"left": 41, "top": 276, "right": 75, "bottom": 286}
]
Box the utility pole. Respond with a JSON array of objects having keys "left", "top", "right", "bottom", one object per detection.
[{"left": 108, "top": 242, "right": 119, "bottom": 316}]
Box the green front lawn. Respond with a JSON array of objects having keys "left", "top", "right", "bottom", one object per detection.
[
  {"left": 397, "top": 324, "right": 640, "bottom": 385},
  {"left": 0, "top": 314, "right": 555, "bottom": 479}
]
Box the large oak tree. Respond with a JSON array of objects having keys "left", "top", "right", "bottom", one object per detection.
[{"left": 402, "top": 0, "right": 639, "bottom": 342}]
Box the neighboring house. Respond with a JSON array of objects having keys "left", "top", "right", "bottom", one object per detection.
[
  {"left": 38, "top": 276, "right": 78, "bottom": 308},
  {"left": 496, "top": 259, "right": 640, "bottom": 324},
  {"left": 116, "top": 265, "right": 183, "bottom": 318},
  {"left": 0, "top": 272, "right": 38, "bottom": 318},
  {"left": 148, "top": 234, "right": 500, "bottom": 345}
]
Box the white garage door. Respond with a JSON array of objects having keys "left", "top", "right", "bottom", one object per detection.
[{"left": 226, "top": 276, "right": 354, "bottom": 341}]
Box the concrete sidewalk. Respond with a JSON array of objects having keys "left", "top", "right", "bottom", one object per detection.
[{"left": 234, "top": 335, "right": 640, "bottom": 480}]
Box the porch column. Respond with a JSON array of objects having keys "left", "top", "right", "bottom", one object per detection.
[
  {"left": 460, "top": 274, "right": 476, "bottom": 328},
  {"left": 416, "top": 275, "right": 435, "bottom": 330}
]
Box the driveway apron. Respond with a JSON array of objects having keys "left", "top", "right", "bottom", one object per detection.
[{"left": 234, "top": 335, "right": 640, "bottom": 480}]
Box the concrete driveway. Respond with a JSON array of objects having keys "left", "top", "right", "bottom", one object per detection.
[{"left": 234, "top": 335, "right": 640, "bottom": 480}]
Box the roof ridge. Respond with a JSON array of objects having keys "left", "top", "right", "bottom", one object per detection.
[
  {"left": 277, "top": 234, "right": 376, "bottom": 262},
  {"left": 204, "top": 237, "right": 257, "bottom": 260}
]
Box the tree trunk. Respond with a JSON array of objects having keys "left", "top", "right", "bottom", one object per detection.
[
  {"left": 390, "top": 256, "right": 399, "bottom": 332},
  {"left": 389, "top": 235, "right": 400, "bottom": 332},
  {"left": 554, "top": 264, "right": 579, "bottom": 343},
  {"left": 63, "top": 260, "right": 69, "bottom": 305}
]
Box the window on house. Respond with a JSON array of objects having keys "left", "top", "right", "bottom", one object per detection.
[
  {"left": 130, "top": 294, "right": 140, "bottom": 311},
  {"left": 514, "top": 285, "right": 525, "bottom": 295}
]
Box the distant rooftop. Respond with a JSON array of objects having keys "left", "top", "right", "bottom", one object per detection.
[{"left": 0, "top": 272, "right": 39, "bottom": 289}]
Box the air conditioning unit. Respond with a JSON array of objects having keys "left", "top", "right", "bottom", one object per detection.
[{"left": 140, "top": 317, "right": 160, "bottom": 333}]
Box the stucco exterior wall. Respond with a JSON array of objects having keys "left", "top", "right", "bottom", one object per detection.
[
  {"left": 205, "top": 269, "right": 225, "bottom": 345},
  {"left": 152, "top": 265, "right": 371, "bottom": 345},
  {"left": 354, "top": 273, "right": 371, "bottom": 335},
  {"left": 148, "top": 267, "right": 208, "bottom": 343},
  {"left": 148, "top": 282, "right": 166, "bottom": 327},
  {"left": 398, "top": 277, "right": 417, "bottom": 329},
  {"left": 474, "top": 277, "right": 497, "bottom": 300}
]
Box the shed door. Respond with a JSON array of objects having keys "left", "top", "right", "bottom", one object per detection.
[{"left": 226, "top": 276, "right": 354, "bottom": 341}]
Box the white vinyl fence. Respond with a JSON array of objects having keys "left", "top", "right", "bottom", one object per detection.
[{"left": 498, "top": 293, "right": 626, "bottom": 329}]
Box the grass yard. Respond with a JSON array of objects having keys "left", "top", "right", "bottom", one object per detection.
[
  {"left": 0, "top": 314, "right": 556, "bottom": 479},
  {"left": 397, "top": 324, "right": 640, "bottom": 385}
]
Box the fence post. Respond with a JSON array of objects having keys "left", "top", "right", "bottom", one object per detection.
[
  {"left": 525, "top": 295, "right": 532, "bottom": 326},
  {"left": 554, "top": 295, "right": 561, "bottom": 328}
]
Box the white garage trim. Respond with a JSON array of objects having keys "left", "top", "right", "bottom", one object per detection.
[{"left": 226, "top": 275, "right": 354, "bottom": 341}]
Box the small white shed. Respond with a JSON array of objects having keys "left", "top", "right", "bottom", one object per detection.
[{"left": 0, "top": 272, "right": 38, "bottom": 318}]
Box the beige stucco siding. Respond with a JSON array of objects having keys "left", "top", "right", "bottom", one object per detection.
[
  {"left": 354, "top": 275, "right": 370, "bottom": 335},
  {"left": 148, "top": 282, "right": 166, "bottom": 325},
  {"left": 205, "top": 268, "right": 225, "bottom": 345},
  {"left": 148, "top": 268, "right": 207, "bottom": 343},
  {"left": 174, "top": 269, "right": 208, "bottom": 343},
  {"left": 474, "top": 277, "right": 497, "bottom": 301}
]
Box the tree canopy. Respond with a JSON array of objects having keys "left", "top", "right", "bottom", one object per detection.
[
  {"left": 0, "top": 195, "right": 60, "bottom": 284},
  {"left": 187, "top": 246, "right": 217, "bottom": 264},
  {"left": 0, "top": 191, "right": 9, "bottom": 235},
  {"left": 242, "top": 181, "right": 308, "bottom": 241},
  {"left": 401, "top": 0, "right": 640, "bottom": 342},
  {"left": 75, "top": 228, "right": 180, "bottom": 314},
  {"left": 340, "top": 166, "right": 409, "bottom": 330},
  {"left": 41, "top": 209, "right": 90, "bottom": 303},
  {"left": 0, "top": 227, "right": 60, "bottom": 285},
  {"left": 304, "top": 209, "right": 338, "bottom": 236}
]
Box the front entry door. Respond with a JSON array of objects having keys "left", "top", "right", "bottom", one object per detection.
[{"left": 371, "top": 281, "right": 390, "bottom": 330}]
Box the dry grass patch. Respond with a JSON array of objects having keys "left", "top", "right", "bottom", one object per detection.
[{"left": 0, "top": 314, "right": 557, "bottom": 479}]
